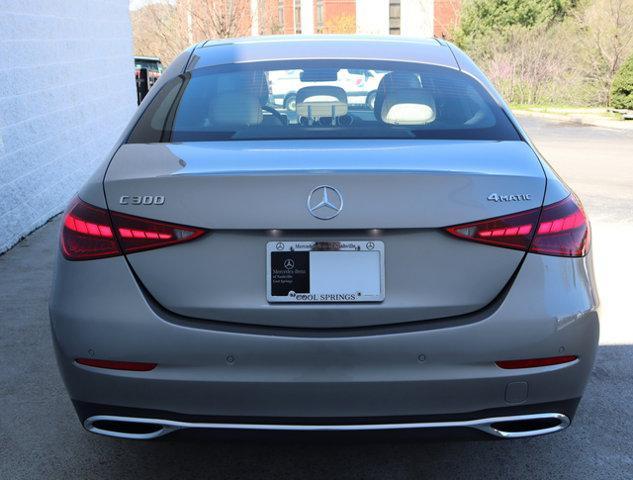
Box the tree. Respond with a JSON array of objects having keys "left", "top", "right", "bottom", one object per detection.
[
  {"left": 474, "top": 23, "right": 581, "bottom": 105},
  {"left": 611, "top": 55, "right": 633, "bottom": 109},
  {"left": 131, "top": 0, "right": 282, "bottom": 66},
  {"left": 131, "top": 2, "right": 188, "bottom": 65},
  {"left": 455, "top": 0, "right": 577, "bottom": 49},
  {"left": 453, "top": 0, "right": 633, "bottom": 106},
  {"left": 323, "top": 14, "right": 356, "bottom": 34},
  {"left": 572, "top": 0, "right": 633, "bottom": 105},
  {"left": 188, "top": 0, "right": 250, "bottom": 39}
]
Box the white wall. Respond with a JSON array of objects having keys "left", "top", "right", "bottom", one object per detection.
[
  {"left": 356, "top": 0, "right": 434, "bottom": 37},
  {"left": 356, "top": 0, "right": 389, "bottom": 35},
  {"left": 300, "top": 0, "right": 315, "bottom": 34},
  {"left": 401, "top": 0, "right": 434, "bottom": 37},
  {"left": 0, "top": 0, "right": 137, "bottom": 253}
]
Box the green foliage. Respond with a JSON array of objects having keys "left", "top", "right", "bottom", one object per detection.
[
  {"left": 452, "top": 0, "right": 633, "bottom": 107},
  {"left": 610, "top": 55, "right": 633, "bottom": 109},
  {"left": 455, "top": 0, "right": 577, "bottom": 48}
]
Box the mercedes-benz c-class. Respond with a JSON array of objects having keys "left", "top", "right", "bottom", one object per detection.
[{"left": 50, "top": 36, "right": 599, "bottom": 440}]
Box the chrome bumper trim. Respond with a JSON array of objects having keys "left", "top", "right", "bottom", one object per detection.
[{"left": 84, "top": 412, "right": 570, "bottom": 440}]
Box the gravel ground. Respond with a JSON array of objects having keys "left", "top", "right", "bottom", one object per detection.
[{"left": 1, "top": 116, "right": 632, "bottom": 479}]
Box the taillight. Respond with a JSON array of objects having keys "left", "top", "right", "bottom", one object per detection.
[
  {"left": 445, "top": 207, "right": 540, "bottom": 251},
  {"left": 110, "top": 210, "right": 206, "bottom": 254},
  {"left": 61, "top": 198, "right": 121, "bottom": 260},
  {"left": 61, "top": 197, "right": 206, "bottom": 260},
  {"left": 445, "top": 195, "right": 589, "bottom": 257},
  {"left": 530, "top": 195, "right": 590, "bottom": 256}
]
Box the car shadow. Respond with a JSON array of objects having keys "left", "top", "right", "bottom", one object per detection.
[{"left": 77, "top": 345, "right": 632, "bottom": 480}]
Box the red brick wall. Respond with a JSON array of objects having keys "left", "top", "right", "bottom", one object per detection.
[
  {"left": 265, "top": 1, "right": 461, "bottom": 38},
  {"left": 321, "top": 0, "right": 355, "bottom": 33},
  {"left": 434, "top": 0, "right": 461, "bottom": 38},
  {"left": 324, "top": 0, "right": 355, "bottom": 20},
  {"left": 271, "top": 0, "right": 356, "bottom": 35},
  {"left": 283, "top": 2, "right": 295, "bottom": 34}
]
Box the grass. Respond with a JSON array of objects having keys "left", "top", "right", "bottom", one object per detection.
[{"left": 509, "top": 104, "right": 626, "bottom": 121}]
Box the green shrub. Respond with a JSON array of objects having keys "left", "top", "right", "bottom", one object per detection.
[
  {"left": 610, "top": 56, "right": 633, "bottom": 110},
  {"left": 455, "top": 0, "right": 577, "bottom": 49}
]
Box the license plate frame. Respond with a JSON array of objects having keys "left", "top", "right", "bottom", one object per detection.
[{"left": 266, "top": 241, "right": 385, "bottom": 303}]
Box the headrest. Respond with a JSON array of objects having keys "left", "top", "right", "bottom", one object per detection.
[
  {"left": 215, "top": 71, "right": 269, "bottom": 106},
  {"left": 374, "top": 72, "right": 422, "bottom": 120},
  {"left": 296, "top": 86, "right": 347, "bottom": 104},
  {"left": 253, "top": 71, "right": 270, "bottom": 106},
  {"left": 296, "top": 86, "right": 348, "bottom": 120},
  {"left": 380, "top": 89, "right": 436, "bottom": 125},
  {"left": 209, "top": 92, "right": 263, "bottom": 128}
]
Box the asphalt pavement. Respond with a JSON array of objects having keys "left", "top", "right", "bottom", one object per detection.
[{"left": 1, "top": 115, "right": 632, "bottom": 479}]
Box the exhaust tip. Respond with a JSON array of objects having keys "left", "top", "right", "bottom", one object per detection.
[
  {"left": 476, "top": 413, "right": 570, "bottom": 438},
  {"left": 84, "top": 416, "right": 178, "bottom": 440},
  {"left": 91, "top": 420, "right": 163, "bottom": 436},
  {"left": 490, "top": 417, "right": 562, "bottom": 433}
]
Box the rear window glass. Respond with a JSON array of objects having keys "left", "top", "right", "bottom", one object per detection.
[{"left": 128, "top": 60, "right": 520, "bottom": 143}]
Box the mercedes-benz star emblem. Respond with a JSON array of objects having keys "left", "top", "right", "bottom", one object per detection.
[
  {"left": 284, "top": 258, "right": 295, "bottom": 270},
  {"left": 307, "top": 186, "right": 343, "bottom": 220}
]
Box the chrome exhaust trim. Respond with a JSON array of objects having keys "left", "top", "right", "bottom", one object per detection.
[{"left": 84, "top": 412, "right": 570, "bottom": 440}]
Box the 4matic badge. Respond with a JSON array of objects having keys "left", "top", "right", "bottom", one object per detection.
[{"left": 487, "top": 193, "right": 532, "bottom": 202}]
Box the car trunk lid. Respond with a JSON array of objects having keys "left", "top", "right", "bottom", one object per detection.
[{"left": 103, "top": 139, "right": 545, "bottom": 328}]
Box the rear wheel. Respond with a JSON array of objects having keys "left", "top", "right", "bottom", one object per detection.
[
  {"left": 365, "top": 90, "right": 377, "bottom": 109},
  {"left": 284, "top": 93, "right": 297, "bottom": 112}
]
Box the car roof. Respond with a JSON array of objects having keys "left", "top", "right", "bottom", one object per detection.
[{"left": 188, "top": 35, "right": 458, "bottom": 70}]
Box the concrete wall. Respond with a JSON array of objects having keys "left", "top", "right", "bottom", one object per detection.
[{"left": 0, "top": 0, "right": 137, "bottom": 253}]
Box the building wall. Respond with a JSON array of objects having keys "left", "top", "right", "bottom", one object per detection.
[
  {"left": 0, "top": 0, "right": 137, "bottom": 253},
  {"left": 434, "top": 0, "right": 461, "bottom": 38},
  {"left": 275, "top": 0, "right": 449, "bottom": 37},
  {"left": 277, "top": 0, "right": 356, "bottom": 34},
  {"left": 321, "top": 0, "right": 356, "bottom": 32},
  {"left": 356, "top": 0, "right": 435, "bottom": 37},
  {"left": 280, "top": 1, "right": 297, "bottom": 34}
]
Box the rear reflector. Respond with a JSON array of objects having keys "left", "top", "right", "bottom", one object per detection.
[
  {"left": 445, "top": 195, "right": 590, "bottom": 257},
  {"left": 496, "top": 356, "right": 577, "bottom": 369},
  {"left": 76, "top": 358, "right": 157, "bottom": 371},
  {"left": 61, "top": 197, "right": 206, "bottom": 260}
]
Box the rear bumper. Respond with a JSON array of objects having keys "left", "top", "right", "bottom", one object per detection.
[{"left": 50, "top": 250, "right": 599, "bottom": 437}]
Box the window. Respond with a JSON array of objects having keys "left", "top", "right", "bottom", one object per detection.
[
  {"left": 127, "top": 77, "right": 183, "bottom": 143},
  {"left": 316, "top": 0, "right": 324, "bottom": 32},
  {"left": 389, "top": 0, "right": 401, "bottom": 35},
  {"left": 278, "top": 0, "right": 284, "bottom": 29},
  {"left": 294, "top": 0, "right": 301, "bottom": 34},
  {"left": 129, "top": 60, "right": 521, "bottom": 144}
]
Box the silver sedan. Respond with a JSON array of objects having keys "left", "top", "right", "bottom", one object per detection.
[{"left": 50, "top": 36, "right": 599, "bottom": 441}]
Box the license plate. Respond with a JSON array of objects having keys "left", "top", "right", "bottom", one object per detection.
[{"left": 266, "top": 241, "right": 385, "bottom": 303}]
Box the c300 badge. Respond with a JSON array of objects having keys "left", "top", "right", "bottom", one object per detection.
[{"left": 119, "top": 195, "right": 165, "bottom": 205}]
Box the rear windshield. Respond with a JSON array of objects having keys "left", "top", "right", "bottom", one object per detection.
[{"left": 128, "top": 60, "right": 520, "bottom": 143}]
